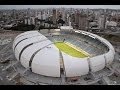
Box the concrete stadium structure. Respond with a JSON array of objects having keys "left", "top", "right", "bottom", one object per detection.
[{"left": 13, "top": 29, "right": 115, "bottom": 78}]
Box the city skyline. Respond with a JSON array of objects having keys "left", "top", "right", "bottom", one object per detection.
[{"left": 0, "top": 5, "right": 120, "bottom": 9}]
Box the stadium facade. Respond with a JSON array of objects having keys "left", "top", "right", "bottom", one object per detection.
[{"left": 13, "top": 29, "right": 115, "bottom": 77}]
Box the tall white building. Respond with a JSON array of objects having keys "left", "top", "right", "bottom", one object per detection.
[
  {"left": 42, "top": 12, "right": 46, "bottom": 20},
  {"left": 30, "top": 17, "right": 35, "bottom": 25},
  {"left": 98, "top": 15, "right": 105, "bottom": 29},
  {"left": 68, "top": 16, "right": 71, "bottom": 26},
  {"left": 62, "top": 9, "right": 66, "bottom": 21},
  {"left": 66, "top": 13, "right": 70, "bottom": 25},
  {"left": 38, "top": 12, "right": 42, "bottom": 19},
  {"left": 28, "top": 18, "right": 31, "bottom": 25},
  {"left": 24, "top": 18, "right": 27, "bottom": 24},
  {"left": 35, "top": 10, "right": 38, "bottom": 18},
  {"left": 95, "top": 11, "right": 100, "bottom": 20}
]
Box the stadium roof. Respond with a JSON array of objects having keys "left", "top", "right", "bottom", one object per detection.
[
  {"left": 60, "top": 26, "right": 73, "bottom": 30},
  {"left": 13, "top": 30, "right": 115, "bottom": 77}
]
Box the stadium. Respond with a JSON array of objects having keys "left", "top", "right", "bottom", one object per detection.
[{"left": 13, "top": 28, "right": 115, "bottom": 81}]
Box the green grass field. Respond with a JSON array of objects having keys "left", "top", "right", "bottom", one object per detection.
[{"left": 54, "top": 42, "right": 87, "bottom": 58}]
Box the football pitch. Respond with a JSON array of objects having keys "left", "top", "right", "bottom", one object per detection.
[{"left": 54, "top": 42, "right": 88, "bottom": 58}]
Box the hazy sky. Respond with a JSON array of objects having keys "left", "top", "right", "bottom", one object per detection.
[{"left": 0, "top": 5, "right": 120, "bottom": 9}]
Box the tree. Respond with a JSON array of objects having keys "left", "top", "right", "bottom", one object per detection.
[
  {"left": 45, "top": 20, "right": 53, "bottom": 33},
  {"left": 57, "top": 19, "right": 65, "bottom": 26},
  {"left": 36, "top": 19, "right": 45, "bottom": 31},
  {"left": 10, "top": 24, "right": 35, "bottom": 31}
]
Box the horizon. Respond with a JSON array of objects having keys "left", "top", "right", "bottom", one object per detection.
[{"left": 0, "top": 5, "right": 120, "bottom": 10}]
